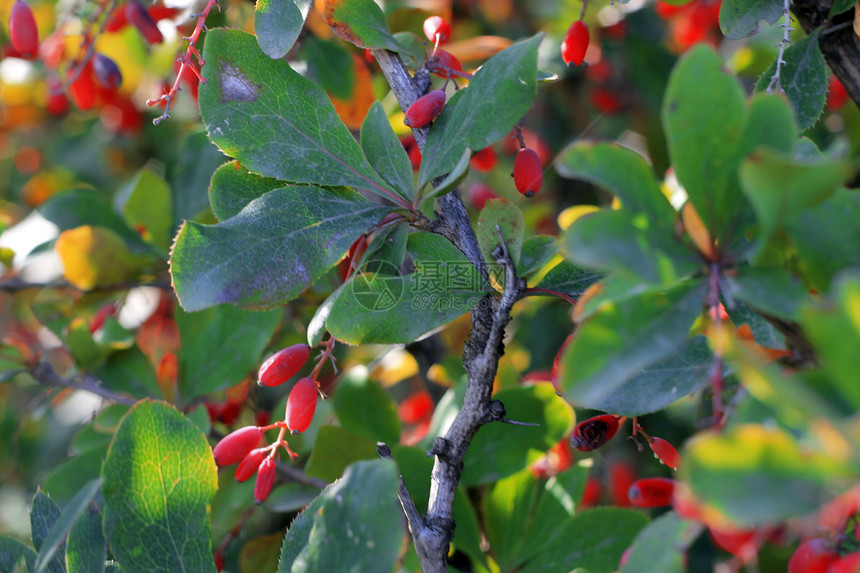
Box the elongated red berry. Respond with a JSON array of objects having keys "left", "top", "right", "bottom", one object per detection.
[
  {"left": 92, "top": 53, "right": 123, "bottom": 90},
  {"left": 828, "top": 553, "right": 860, "bottom": 573},
  {"left": 513, "top": 147, "right": 542, "bottom": 197},
  {"left": 68, "top": 62, "right": 97, "bottom": 111},
  {"left": 423, "top": 15, "right": 451, "bottom": 44},
  {"left": 398, "top": 391, "right": 434, "bottom": 425},
  {"left": 404, "top": 89, "right": 446, "bottom": 128},
  {"left": 628, "top": 477, "right": 676, "bottom": 508},
  {"left": 254, "top": 457, "right": 276, "bottom": 504},
  {"left": 258, "top": 343, "right": 311, "bottom": 387},
  {"left": 580, "top": 477, "right": 602, "bottom": 507},
  {"left": 125, "top": 0, "right": 163, "bottom": 44},
  {"left": 708, "top": 526, "right": 759, "bottom": 560},
  {"left": 285, "top": 377, "right": 318, "bottom": 434},
  {"left": 471, "top": 146, "right": 497, "bottom": 172},
  {"left": 9, "top": 0, "right": 39, "bottom": 59},
  {"left": 561, "top": 20, "right": 589, "bottom": 66},
  {"left": 213, "top": 426, "right": 263, "bottom": 466},
  {"left": 235, "top": 447, "right": 268, "bottom": 482},
  {"left": 428, "top": 49, "right": 462, "bottom": 78},
  {"left": 787, "top": 538, "right": 839, "bottom": 573},
  {"left": 648, "top": 436, "right": 681, "bottom": 470},
  {"left": 570, "top": 414, "right": 619, "bottom": 452},
  {"left": 609, "top": 460, "right": 636, "bottom": 507}
]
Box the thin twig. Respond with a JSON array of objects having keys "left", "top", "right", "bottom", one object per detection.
[
  {"left": 0, "top": 278, "right": 172, "bottom": 294},
  {"left": 377, "top": 442, "right": 426, "bottom": 540},
  {"left": 767, "top": 0, "right": 794, "bottom": 93},
  {"left": 30, "top": 361, "right": 138, "bottom": 405}
]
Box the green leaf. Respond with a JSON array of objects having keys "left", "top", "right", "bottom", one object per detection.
[
  {"left": 331, "top": 367, "right": 401, "bottom": 444},
  {"left": 461, "top": 385, "right": 574, "bottom": 486},
  {"left": 34, "top": 479, "right": 102, "bottom": 573},
  {"left": 322, "top": 0, "right": 402, "bottom": 50},
  {"left": 93, "top": 346, "right": 163, "bottom": 399},
  {"left": 662, "top": 46, "right": 747, "bottom": 243},
  {"left": 559, "top": 279, "right": 708, "bottom": 411},
  {"left": 535, "top": 261, "right": 601, "bottom": 297},
  {"left": 739, "top": 148, "right": 849, "bottom": 243},
  {"left": 170, "top": 130, "right": 228, "bottom": 224},
  {"left": 555, "top": 142, "right": 675, "bottom": 230},
  {"left": 518, "top": 508, "right": 648, "bottom": 573},
  {"left": 483, "top": 468, "right": 539, "bottom": 571},
  {"left": 115, "top": 167, "right": 172, "bottom": 253},
  {"left": 43, "top": 448, "right": 108, "bottom": 505},
  {"left": 209, "top": 161, "right": 283, "bottom": 221},
  {"left": 741, "top": 93, "right": 798, "bottom": 156},
  {"left": 684, "top": 424, "right": 851, "bottom": 524},
  {"left": 0, "top": 535, "right": 37, "bottom": 573},
  {"left": 564, "top": 209, "right": 701, "bottom": 284},
  {"left": 420, "top": 35, "right": 541, "bottom": 185},
  {"left": 102, "top": 400, "right": 218, "bottom": 573},
  {"left": 303, "top": 36, "right": 355, "bottom": 100},
  {"left": 170, "top": 185, "right": 393, "bottom": 311},
  {"left": 176, "top": 305, "right": 280, "bottom": 401},
  {"left": 830, "top": 0, "right": 856, "bottom": 16},
  {"left": 255, "top": 0, "right": 309, "bottom": 60},
  {"left": 278, "top": 460, "right": 403, "bottom": 573},
  {"left": 518, "top": 236, "right": 557, "bottom": 278},
  {"left": 65, "top": 503, "right": 106, "bottom": 573},
  {"left": 304, "top": 426, "right": 378, "bottom": 482},
  {"left": 725, "top": 300, "right": 785, "bottom": 350},
  {"left": 725, "top": 266, "right": 809, "bottom": 321},
  {"left": 199, "top": 29, "right": 401, "bottom": 203},
  {"left": 418, "top": 147, "right": 472, "bottom": 204},
  {"left": 476, "top": 198, "right": 525, "bottom": 278},
  {"left": 756, "top": 29, "right": 828, "bottom": 130},
  {"left": 621, "top": 512, "right": 702, "bottom": 573},
  {"left": 265, "top": 484, "right": 321, "bottom": 513},
  {"left": 360, "top": 101, "right": 413, "bottom": 200},
  {"left": 719, "top": 0, "right": 783, "bottom": 39},
  {"left": 30, "top": 491, "right": 65, "bottom": 573},
  {"left": 326, "top": 232, "right": 489, "bottom": 344}
]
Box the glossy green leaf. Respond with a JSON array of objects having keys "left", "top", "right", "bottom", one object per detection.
[
  {"left": 360, "top": 101, "right": 413, "bottom": 200},
  {"left": 830, "top": 0, "right": 856, "bottom": 16},
  {"left": 741, "top": 93, "right": 798, "bottom": 156},
  {"left": 115, "top": 167, "right": 172, "bottom": 253},
  {"left": 303, "top": 36, "right": 355, "bottom": 99},
  {"left": 419, "top": 147, "right": 472, "bottom": 204},
  {"left": 171, "top": 130, "right": 228, "bottom": 224},
  {"left": 43, "top": 447, "right": 108, "bottom": 505},
  {"left": 535, "top": 261, "right": 601, "bottom": 298},
  {"left": 420, "top": 35, "right": 541, "bottom": 185},
  {"left": 621, "top": 512, "right": 702, "bottom": 573},
  {"left": 756, "top": 30, "right": 827, "bottom": 130},
  {"left": 176, "top": 304, "right": 280, "bottom": 401},
  {"left": 332, "top": 367, "right": 401, "bottom": 444},
  {"left": 663, "top": 46, "right": 747, "bottom": 242},
  {"left": 477, "top": 198, "right": 525, "bottom": 279},
  {"left": 255, "top": 0, "right": 309, "bottom": 60},
  {"left": 725, "top": 266, "right": 809, "bottom": 321},
  {"left": 102, "top": 400, "right": 218, "bottom": 573},
  {"left": 483, "top": 468, "right": 538, "bottom": 570},
  {"left": 30, "top": 491, "right": 65, "bottom": 573},
  {"left": 265, "top": 483, "right": 321, "bottom": 513},
  {"left": 209, "top": 161, "right": 283, "bottom": 221},
  {"left": 719, "top": 0, "right": 783, "bottom": 39},
  {"left": 199, "top": 29, "right": 400, "bottom": 202},
  {"left": 555, "top": 142, "right": 674, "bottom": 230},
  {"left": 0, "top": 536, "right": 36, "bottom": 573},
  {"left": 564, "top": 209, "right": 701, "bottom": 284},
  {"left": 326, "top": 232, "right": 489, "bottom": 344},
  {"left": 518, "top": 236, "right": 557, "bottom": 278},
  {"left": 34, "top": 478, "right": 102, "bottom": 573},
  {"left": 518, "top": 508, "right": 649, "bottom": 573},
  {"left": 66, "top": 503, "right": 105, "bottom": 573},
  {"left": 684, "top": 424, "right": 851, "bottom": 524},
  {"left": 171, "top": 185, "right": 393, "bottom": 311},
  {"left": 93, "top": 346, "right": 163, "bottom": 399},
  {"left": 739, "top": 149, "right": 848, "bottom": 243},
  {"left": 559, "top": 279, "right": 708, "bottom": 411},
  {"left": 278, "top": 460, "right": 403, "bottom": 573},
  {"left": 461, "top": 385, "right": 574, "bottom": 486},
  {"left": 322, "top": 0, "right": 402, "bottom": 51},
  {"left": 304, "top": 426, "right": 378, "bottom": 482}
]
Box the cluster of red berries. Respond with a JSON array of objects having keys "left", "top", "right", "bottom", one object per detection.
[
  {"left": 212, "top": 343, "right": 320, "bottom": 503},
  {"left": 655, "top": 0, "right": 722, "bottom": 53}
]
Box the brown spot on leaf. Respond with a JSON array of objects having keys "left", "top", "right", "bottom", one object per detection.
[
  {"left": 324, "top": 0, "right": 360, "bottom": 46},
  {"left": 219, "top": 63, "right": 261, "bottom": 103}
]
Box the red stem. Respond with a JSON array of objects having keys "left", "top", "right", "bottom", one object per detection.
[{"left": 524, "top": 287, "right": 578, "bottom": 305}]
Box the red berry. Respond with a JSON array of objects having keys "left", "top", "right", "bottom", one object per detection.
[
  {"left": 591, "top": 87, "right": 625, "bottom": 114},
  {"left": 428, "top": 49, "right": 463, "bottom": 78},
  {"left": 470, "top": 146, "right": 497, "bottom": 172},
  {"left": 125, "top": 0, "right": 163, "bottom": 44},
  {"left": 828, "top": 553, "right": 860, "bottom": 573},
  {"left": 788, "top": 538, "right": 839, "bottom": 573},
  {"left": 213, "top": 426, "right": 263, "bottom": 466},
  {"left": 404, "top": 89, "right": 446, "bottom": 128},
  {"left": 513, "top": 147, "right": 543, "bottom": 197},
  {"left": 68, "top": 62, "right": 97, "bottom": 111},
  {"left": 258, "top": 343, "right": 311, "bottom": 387},
  {"left": 827, "top": 75, "right": 850, "bottom": 112},
  {"left": 423, "top": 15, "right": 451, "bottom": 44},
  {"left": 92, "top": 53, "right": 123, "bottom": 90},
  {"left": 235, "top": 447, "right": 268, "bottom": 482},
  {"left": 570, "top": 414, "right": 619, "bottom": 452},
  {"left": 709, "top": 526, "right": 759, "bottom": 560},
  {"left": 204, "top": 402, "right": 223, "bottom": 424},
  {"left": 648, "top": 436, "right": 681, "bottom": 470},
  {"left": 285, "top": 377, "right": 318, "bottom": 434},
  {"left": 580, "top": 477, "right": 602, "bottom": 508},
  {"left": 218, "top": 399, "right": 242, "bottom": 425},
  {"left": 9, "top": 0, "right": 39, "bottom": 59},
  {"left": 213, "top": 550, "right": 225, "bottom": 572},
  {"left": 105, "top": 4, "right": 128, "bottom": 32},
  {"left": 398, "top": 391, "right": 434, "bottom": 425},
  {"left": 468, "top": 182, "right": 498, "bottom": 211},
  {"left": 672, "top": 483, "right": 704, "bottom": 521},
  {"left": 338, "top": 234, "right": 369, "bottom": 282},
  {"left": 561, "top": 20, "right": 589, "bottom": 67},
  {"left": 608, "top": 460, "right": 636, "bottom": 507},
  {"left": 254, "top": 457, "right": 276, "bottom": 504},
  {"left": 627, "top": 477, "right": 676, "bottom": 508}
]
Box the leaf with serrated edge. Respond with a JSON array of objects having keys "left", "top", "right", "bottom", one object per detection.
[
  {"left": 34, "top": 478, "right": 102, "bottom": 573},
  {"left": 209, "top": 161, "right": 283, "bottom": 221},
  {"left": 66, "top": 503, "right": 106, "bottom": 573}
]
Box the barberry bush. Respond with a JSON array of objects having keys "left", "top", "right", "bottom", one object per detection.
[{"left": 1, "top": 0, "right": 859, "bottom": 572}]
